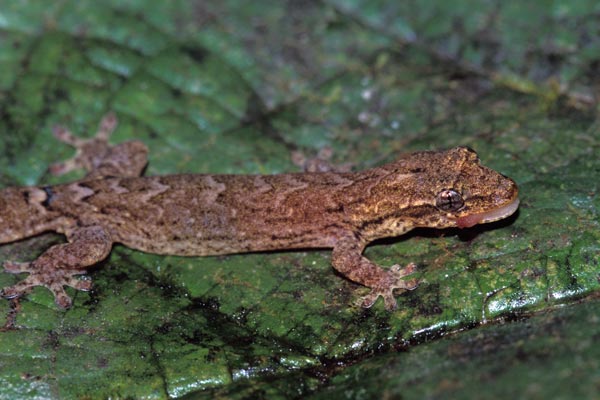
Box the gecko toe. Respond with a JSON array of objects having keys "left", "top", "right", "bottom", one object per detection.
[
  {"left": 52, "top": 125, "right": 82, "bottom": 146},
  {"left": 3, "top": 261, "right": 33, "bottom": 274},
  {"left": 55, "top": 294, "right": 73, "bottom": 309},
  {"left": 359, "top": 291, "right": 379, "bottom": 308},
  {"left": 390, "top": 262, "right": 417, "bottom": 278},
  {"left": 97, "top": 112, "right": 117, "bottom": 139},
  {"left": 49, "top": 284, "right": 73, "bottom": 309},
  {"left": 382, "top": 293, "right": 399, "bottom": 311},
  {"left": 1, "top": 279, "right": 35, "bottom": 299},
  {"left": 65, "top": 276, "right": 92, "bottom": 291},
  {"left": 403, "top": 278, "right": 420, "bottom": 291},
  {"left": 49, "top": 158, "right": 82, "bottom": 176},
  {"left": 389, "top": 263, "right": 420, "bottom": 290},
  {"left": 359, "top": 288, "right": 399, "bottom": 310},
  {"left": 1, "top": 288, "right": 22, "bottom": 300}
]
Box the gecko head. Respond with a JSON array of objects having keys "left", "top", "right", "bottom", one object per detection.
[
  {"left": 362, "top": 146, "right": 519, "bottom": 236},
  {"left": 405, "top": 146, "right": 519, "bottom": 229},
  {"left": 435, "top": 147, "right": 519, "bottom": 228}
]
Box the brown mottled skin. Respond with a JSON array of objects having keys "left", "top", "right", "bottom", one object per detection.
[{"left": 0, "top": 114, "right": 519, "bottom": 310}]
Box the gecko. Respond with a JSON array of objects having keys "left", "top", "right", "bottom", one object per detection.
[{"left": 0, "top": 113, "right": 519, "bottom": 310}]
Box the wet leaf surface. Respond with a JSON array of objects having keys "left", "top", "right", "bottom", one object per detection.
[{"left": 0, "top": 1, "right": 599, "bottom": 398}]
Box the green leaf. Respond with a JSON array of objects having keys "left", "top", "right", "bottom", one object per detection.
[{"left": 0, "top": 1, "right": 599, "bottom": 398}]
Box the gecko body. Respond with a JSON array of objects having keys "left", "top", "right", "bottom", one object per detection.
[{"left": 0, "top": 114, "right": 519, "bottom": 310}]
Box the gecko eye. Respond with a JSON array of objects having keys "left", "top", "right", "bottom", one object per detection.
[{"left": 435, "top": 189, "right": 464, "bottom": 212}]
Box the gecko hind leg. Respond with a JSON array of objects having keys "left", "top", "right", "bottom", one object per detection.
[
  {"left": 49, "top": 112, "right": 117, "bottom": 176},
  {"left": 1, "top": 261, "right": 92, "bottom": 309},
  {"left": 49, "top": 112, "right": 148, "bottom": 179}
]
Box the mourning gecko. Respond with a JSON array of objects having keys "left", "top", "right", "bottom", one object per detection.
[{"left": 0, "top": 113, "right": 519, "bottom": 310}]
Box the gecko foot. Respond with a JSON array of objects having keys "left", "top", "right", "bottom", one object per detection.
[
  {"left": 48, "top": 113, "right": 148, "bottom": 179},
  {"left": 359, "top": 263, "right": 419, "bottom": 311},
  {"left": 49, "top": 112, "right": 117, "bottom": 176},
  {"left": 1, "top": 261, "right": 92, "bottom": 309}
]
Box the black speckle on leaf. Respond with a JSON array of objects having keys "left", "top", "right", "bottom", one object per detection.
[{"left": 182, "top": 45, "right": 207, "bottom": 63}]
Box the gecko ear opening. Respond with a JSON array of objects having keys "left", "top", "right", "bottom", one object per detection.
[{"left": 435, "top": 189, "right": 464, "bottom": 212}]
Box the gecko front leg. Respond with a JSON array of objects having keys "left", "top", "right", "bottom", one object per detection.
[
  {"left": 331, "top": 235, "right": 419, "bottom": 310},
  {"left": 1, "top": 226, "right": 113, "bottom": 308}
]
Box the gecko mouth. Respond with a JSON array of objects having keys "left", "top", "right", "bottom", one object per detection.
[{"left": 456, "top": 197, "right": 520, "bottom": 228}]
